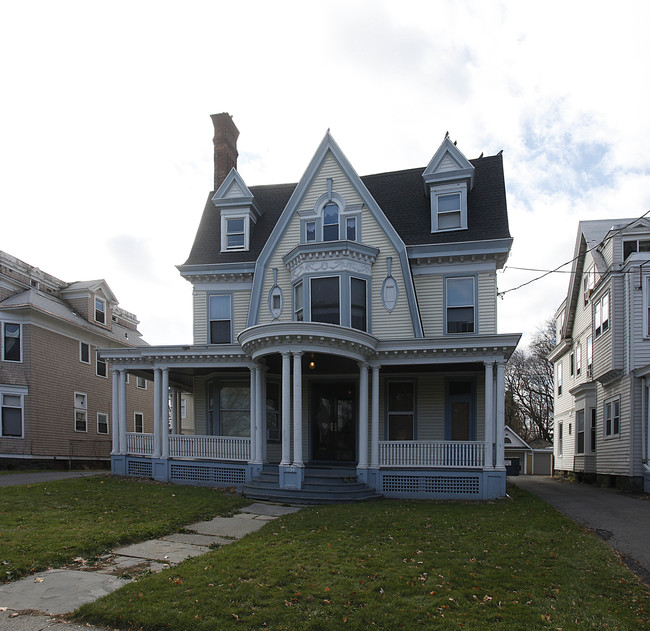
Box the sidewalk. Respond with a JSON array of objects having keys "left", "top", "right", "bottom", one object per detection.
[{"left": 0, "top": 502, "right": 301, "bottom": 630}]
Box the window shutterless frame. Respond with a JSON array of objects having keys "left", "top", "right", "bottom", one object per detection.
[
  {"left": 208, "top": 293, "right": 233, "bottom": 344},
  {"left": 3, "top": 323, "right": 21, "bottom": 362}
]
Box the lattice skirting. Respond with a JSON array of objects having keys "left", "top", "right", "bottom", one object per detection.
[
  {"left": 379, "top": 470, "right": 503, "bottom": 499},
  {"left": 127, "top": 459, "right": 153, "bottom": 478},
  {"left": 169, "top": 462, "right": 246, "bottom": 486}
]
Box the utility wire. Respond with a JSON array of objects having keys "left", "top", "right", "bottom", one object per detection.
[{"left": 497, "top": 209, "right": 650, "bottom": 297}]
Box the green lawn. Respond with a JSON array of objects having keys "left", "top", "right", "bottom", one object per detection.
[
  {"left": 0, "top": 476, "right": 249, "bottom": 582},
  {"left": 76, "top": 485, "right": 650, "bottom": 630}
]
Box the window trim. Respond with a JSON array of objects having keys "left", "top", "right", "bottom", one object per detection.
[
  {"left": 136, "top": 376, "right": 147, "bottom": 390},
  {"left": 96, "top": 350, "right": 107, "bottom": 378},
  {"left": 430, "top": 182, "right": 468, "bottom": 233},
  {"left": 208, "top": 293, "right": 233, "bottom": 344},
  {"left": 2, "top": 322, "right": 22, "bottom": 363},
  {"left": 594, "top": 292, "right": 610, "bottom": 338},
  {"left": 603, "top": 397, "right": 620, "bottom": 438},
  {"left": 1, "top": 390, "right": 26, "bottom": 438},
  {"left": 94, "top": 297, "right": 106, "bottom": 325},
  {"left": 97, "top": 412, "right": 109, "bottom": 435},
  {"left": 386, "top": 380, "right": 416, "bottom": 441},
  {"left": 74, "top": 391, "right": 88, "bottom": 433},
  {"left": 80, "top": 341, "right": 90, "bottom": 364},
  {"left": 557, "top": 361, "right": 563, "bottom": 396},
  {"left": 444, "top": 275, "right": 476, "bottom": 335},
  {"left": 575, "top": 409, "right": 585, "bottom": 454},
  {"left": 220, "top": 212, "right": 252, "bottom": 252},
  {"left": 134, "top": 411, "right": 144, "bottom": 433},
  {"left": 575, "top": 342, "right": 582, "bottom": 376}
]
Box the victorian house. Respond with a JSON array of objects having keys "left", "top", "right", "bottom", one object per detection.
[
  {"left": 550, "top": 219, "right": 650, "bottom": 492},
  {"left": 100, "top": 114, "right": 520, "bottom": 501}
]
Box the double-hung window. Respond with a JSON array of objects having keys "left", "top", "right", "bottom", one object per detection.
[
  {"left": 3, "top": 323, "right": 21, "bottom": 362},
  {"left": 95, "top": 298, "right": 106, "bottom": 324},
  {"left": 557, "top": 362, "right": 563, "bottom": 396},
  {"left": 437, "top": 192, "right": 462, "bottom": 230},
  {"left": 225, "top": 218, "right": 246, "bottom": 249},
  {"left": 594, "top": 293, "right": 610, "bottom": 338},
  {"left": 575, "top": 342, "right": 582, "bottom": 376},
  {"left": 310, "top": 277, "right": 340, "bottom": 325},
  {"left": 74, "top": 392, "right": 88, "bottom": 432},
  {"left": 134, "top": 412, "right": 144, "bottom": 433},
  {"left": 350, "top": 278, "right": 367, "bottom": 332},
  {"left": 583, "top": 267, "right": 594, "bottom": 304},
  {"left": 587, "top": 336, "right": 593, "bottom": 376},
  {"left": 558, "top": 422, "right": 563, "bottom": 455},
  {"left": 97, "top": 413, "right": 109, "bottom": 434},
  {"left": 294, "top": 282, "right": 304, "bottom": 321},
  {"left": 219, "top": 382, "right": 250, "bottom": 437},
  {"left": 80, "top": 342, "right": 90, "bottom": 364},
  {"left": 446, "top": 277, "right": 475, "bottom": 334},
  {"left": 322, "top": 203, "right": 339, "bottom": 241},
  {"left": 576, "top": 409, "right": 585, "bottom": 454},
  {"left": 604, "top": 398, "right": 620, "bottom": 437},
  {"left": 387, "top": 381, "right": 415, "bottom": 440},
  {"left": 209, "top": 294, "right": 232, "bottom": 344},
  {"left": 590, "top": 409, "right": 597, "bottom": 452},
  {"left": 96, "top": 351, "right": 107, "bottom": 378},
  {"left": 1, "top": 393, "right": 23, "bottom": 437}
]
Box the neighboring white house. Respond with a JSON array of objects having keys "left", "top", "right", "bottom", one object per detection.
[
  {"left": 549, "top": 219, "right": 650, "bottom": 492},
  {"left": 100, "top": 113, "right": 521, "bottom": 501}
]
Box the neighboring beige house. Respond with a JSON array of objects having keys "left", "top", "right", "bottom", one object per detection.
[
  {"left": 550, "top": 219, "right": 650, "bottom": 492},
  {"left": 0, "top": 251, "right": 153, "bottom": 467},
  {"left": 100, "top": 113, "right": 520, "bottom": 501}
]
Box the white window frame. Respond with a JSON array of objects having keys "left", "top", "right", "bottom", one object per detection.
[
  {"left": 2, "top": 322, "right": 22, "bottom": 363},
  {"left": 208, "top": 293, "right": 233, "bottom": 344},
  {"left": 97, "top": 412, "right": 109, "bottom": 435},
  {"left": 430, "top": 182, "right": 468, "bottom": 233},
  {"left": 96, "top": 350, "right": 107, "bottom": 378},
  {"left": 557, "top": 361, "right": 563, "bottom": 396},
  {"left": 1, "top": 390, "right": 25, "bottom": 438},
  {"left": 294, "top": 282, "right": 304, "bottom": 321},
  {"left": 136, "top": 376, "right": 147, "bottom": 389},
  {"left": 80, "top": 341, "right": 90, "bottom": 364},
  {"left": 603, "top": 397, "right": 620, "bottom": 438},
  {"left": 220, "top": 211, "right": 251, "bottom": 252},
  {"left": 94, "top": 297, "right": 106, "bottom": 324},
  {"left": 74, "top": 391, "right": 88, "bottom": 433},
  {"left": 594, "top": 292, "right": 610, "bottom": 338},
  {"left": 445, "top": 276, "right": 475, "bottom": 334},
  {"left": 134, "top": 411, "right": 144, "bottom": 433},
  {"left": 575, "top": 342, "right": 582, "bottom": 377}
]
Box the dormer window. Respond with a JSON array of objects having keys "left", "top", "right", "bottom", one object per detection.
[
  {"left": 430, "top": 183, "right": 468, "bottom": 233},
  {"left": 95, "top": 298, "right": 106, "bottom": 324}
]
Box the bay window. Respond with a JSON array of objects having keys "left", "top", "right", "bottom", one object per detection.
[{"left": 311, "top": 277, "right": 340, "bottom": 325}]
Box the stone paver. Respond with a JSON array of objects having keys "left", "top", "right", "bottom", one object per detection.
[
  {"left": 239, "top": 502, "right": 302, "bottom": 517},
  {"left": 187, "top": 515, "right": 267, "bottom": 538},
  {"left": 162, "top": 532, "right": 230, "bottom": 546},
  {"left": 113, "top": 539, "right": 210, "bottom": 564},
  {"left": 0, "top": 569, "right": 128, "bottom": 615}
]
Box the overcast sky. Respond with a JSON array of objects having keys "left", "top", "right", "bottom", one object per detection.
[{"left": 2, "top": 1, "right": 649, "bottom": 347}]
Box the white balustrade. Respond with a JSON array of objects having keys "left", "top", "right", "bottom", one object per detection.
[
  {"left": 126, "top": 432, "right": 154, "bottom": 456},
  {"left": 379, "top": 441, "right": 485, "bottom": 468},
  {"left": 169, "top": 435, "right": 251, "bottom": 461}
]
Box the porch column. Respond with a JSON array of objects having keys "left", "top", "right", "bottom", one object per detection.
[
  {"left": 280, "top": 352, "right": 292, "bottom": 466},
  {"left": 370, "top": 365, "right": 380, "bottom": 468},
  {"left": 495, "top": 360, "right": 506, "bottom": 469},
  {"left": 484, "top": 361, "right": 494, "bottom": 468},
  {"left": 357, "top": 362, "right": 369, "bottom": 469},
  {"left": 111, "top": 369, "right": 120, "bottom": 455},
  {"left": 248, "top": 366, "right": 258, "bottom": 464},
  {"left": 292, "top": 352, "right": 304, "bottom": 468},
  {"left": 161, "top": 368, "right": 170, "bottom": 459},
  {"left": 255, "top": 364, "right": 265, "bottom": 464},
  {"left": 153, "top": 368, "right": 162, "bottom": 458},
  {"left": 119, "top": 369, "right": 127, "bottom": 455}
]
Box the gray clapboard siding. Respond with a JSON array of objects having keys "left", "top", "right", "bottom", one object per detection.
[
  {"left": 478, "top": 272, "right": 496, "bottom": 334},
  {"left": 193, "top": 291, "right": 207, "bottom": 345},
  {"left": 414, "top": 275, "right": 443, "bottom": 337}
]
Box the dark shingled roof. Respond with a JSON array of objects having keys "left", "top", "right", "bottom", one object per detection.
[{"left": 183, "top": 153, "right": 509, "bottom": 266}]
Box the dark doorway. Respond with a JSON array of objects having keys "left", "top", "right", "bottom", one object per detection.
[{"left": 311, "top": 382, "right": 356, "bottom": 462}]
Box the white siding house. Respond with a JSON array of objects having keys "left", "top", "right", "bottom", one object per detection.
[
  {"left": 100, "top": 114, "right": 520, "bottom": 501},
  {"left": 550, "top": 218, "right": 650, "bottom": 491}
]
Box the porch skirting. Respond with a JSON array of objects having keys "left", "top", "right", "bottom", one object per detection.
[{"left": 113, "top": 455, "right": 505, "bottom": 500}]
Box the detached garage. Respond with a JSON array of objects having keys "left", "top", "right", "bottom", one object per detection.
[{"left": 505, "top": 426, "right": 553, "bottom": 475}]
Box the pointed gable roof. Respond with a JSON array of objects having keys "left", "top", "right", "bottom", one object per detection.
[
  {"left": 211, "top": 168, "right": 261, "bottom": 217},
  {"left": 422, "top": 135, "right": 475, "bottom": 190}
]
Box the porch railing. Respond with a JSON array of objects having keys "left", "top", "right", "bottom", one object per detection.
[
  {"left": 126, "top": 432, "right": 154, "bottom": 455},
  {"left": 169, "top": 435, "right": 251, "bottom": 462},
  {"left": 379, "top": 440, "right": 485, "bottom": 468}
]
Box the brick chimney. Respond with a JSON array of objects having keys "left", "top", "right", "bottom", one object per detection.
[{"left": 211, "top": 113, "right": 240, "bottom": 191}]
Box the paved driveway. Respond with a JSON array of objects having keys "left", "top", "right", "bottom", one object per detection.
[
  {"left": 0, "top": 471, "right": 107, "bottom": 487},
  {"left": 510, "top": 475, "right": 650, "bottom": 584}
]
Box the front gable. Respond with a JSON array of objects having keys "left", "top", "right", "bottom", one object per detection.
[{"left": 247, "top": 133, "right": 423, "bottom": 338}]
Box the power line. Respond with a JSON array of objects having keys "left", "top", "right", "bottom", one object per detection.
[{"left": 497, "top": 209, "right": 650, "bottom": 297}]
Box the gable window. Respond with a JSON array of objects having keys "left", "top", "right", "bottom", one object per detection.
[
  {"left": 594, "top": 293, "right": 610, "bottom": 338},
  {"left": 74, "top": 392, "right": 87, "bottom": 432},
  {"left": 557, "top": 362, "right": 563, "bottom": 396},
  {"left": 350, "top": 277, "right": 367, "bottom": 332},
  {"left": 387, "top": 381, "right": 415, "bottom": 440},
  {"left": 310, "top": 277, "right": 340, "bottom": 325},
  {"left": 604, "top": 398, "right": 620, "bottom": 437},
  {"left": 96, "top": 351, "right": 107, "bottom": 378},
  {"left": 294, "top": 282, "right": 304, "bottom": 321},
  {"left": 576, "top": 409, "right": 585, "bottom": 454},
  {"left": 209, "top": 294, "right": 232, "bottom": 344},
  {"left": 95, "top": 298, "right": 106, "bottom": 324},
  {"left": 97, "top": 412, "right": 109, "bottom": 435},
  {"left": 134, "top": 412, "right": 144, "bottom": 433},
  {"left": 3, "top": 323, "right": 21, "bottom": 362},
  {"left": 225, "top": 218, "right": 245, "bottom": 249},
  {"left": 446, "top": 277, "right": 475, "bottom": 334},
  {"left": 80, "top": 342, "right": 90, "bottom": 364},
  {"left": 1, "top": 393, "right": 23, "bottom": 437},
  {"left": 322, "top": 203, "right": 339, "bottom": 241}
]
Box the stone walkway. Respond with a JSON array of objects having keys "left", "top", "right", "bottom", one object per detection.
[{"left": 0, "top": 503, "right": 301, "bottom": 630}]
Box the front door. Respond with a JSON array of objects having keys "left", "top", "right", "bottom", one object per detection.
[{"left": 311, "top": 382, "right": 356, "bottom": 462}]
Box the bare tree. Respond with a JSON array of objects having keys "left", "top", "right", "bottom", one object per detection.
[{"left": 505, "top": 319, "right": 555, "bottom": 443}]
